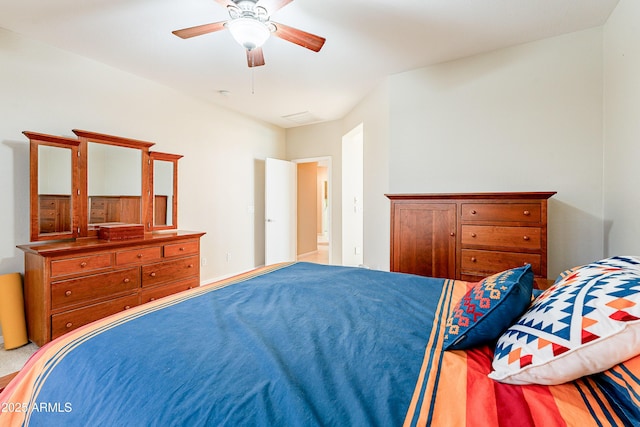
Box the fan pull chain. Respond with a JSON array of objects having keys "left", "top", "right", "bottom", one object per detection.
[
  {"left": 247, "top": 51, "right": 255, "bottom": 94},
  {"left": 251, "top": 66, "right": 255, "bottom": 95}
]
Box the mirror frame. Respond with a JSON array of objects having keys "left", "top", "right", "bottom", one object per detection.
[
  {"left": 73, "top": 129, "right": 155, "bottom": 236},
  {"left": 149, "top": 152, "right": 183, "bottom": 231},
  {"left": 26, "top": 129, "right": 184, "bottom": 241},
  {"left": 25, "top": 132, "right": 80, "bottom": 242}
]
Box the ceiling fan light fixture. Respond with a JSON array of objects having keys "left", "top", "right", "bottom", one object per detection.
[{"left": 227, "top": 18, "right": 270, "bottom": 51}]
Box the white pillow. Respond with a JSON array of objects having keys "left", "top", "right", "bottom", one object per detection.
[{"left": 489, "top": 256, "right": 640, "bottom": 385}]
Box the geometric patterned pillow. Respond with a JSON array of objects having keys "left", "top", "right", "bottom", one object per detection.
[
  {"left": 443, "top": 264, "right": 534, "bottom": 350},
  {"left": 489, "top": 256, "right": 640, "bottom": 385}
]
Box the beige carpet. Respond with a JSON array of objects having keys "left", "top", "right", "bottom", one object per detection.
[{"left": 0, "top": 339, "right": 39, "bottom": 377}]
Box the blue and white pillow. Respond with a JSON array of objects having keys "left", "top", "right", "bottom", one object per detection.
[{"left": 489, "top": 256, "right": 640, "bottom": 385}]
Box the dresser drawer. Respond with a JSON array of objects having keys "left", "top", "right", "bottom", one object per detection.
[
  {"left": 116, "top": 246, "right": 162, "bottom": 266},
  {"left": 51, "top": 253, "right": 113, "bottom": 277},
  {"left": 51, "top": 268, "right": 140, "bottom": 310},
  {"left": 164, "top": 240, "right": 199, "bottom": 258},
  {"left": 90, "top": 199, "right": 106, "bottom": 209},
  {"left": 461, "top": 225, "right": 541, "bottom": 250},
  {"left": 51, "top": 294, "right": 139, "bottom": 339},
  {"left": 141, "top": 255, "right": 199, "bottom": 287},
  {"left": 460, "top": 249, "right": 541, "bottom": 276},
  {"left": 461, "top": 203, "right": 541, "bottom": 223},
  {"left": 140, "top": 278, "right": 199, "bottom": 304},
  {"left": 39, "top": 217, "right": 56, "bottom": 233}
]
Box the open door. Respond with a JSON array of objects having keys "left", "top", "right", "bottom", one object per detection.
[{"left": 265, "top": 158, "right": 297, "bottom": 265}]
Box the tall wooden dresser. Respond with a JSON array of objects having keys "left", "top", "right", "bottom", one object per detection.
[
  {"left": 18, "top": 231, "right": 204, "bottom": 346},
  {"left": 387, "top": 192, "right": 555, "bottom": 286}
]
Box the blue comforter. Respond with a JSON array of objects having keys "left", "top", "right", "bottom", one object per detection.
[{"left": 22, "top": 263, "right": 449, "bottom": 426}]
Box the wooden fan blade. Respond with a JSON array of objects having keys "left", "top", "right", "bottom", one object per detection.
[
  {"left": 256, "top": 0, "right": 294, "bottom": 14},
  {"left": 172, "top": 21, "right": 227, "bottom": 39},
  {"left": 214, "top": 0, "right": 237, "bottom": 8},
  {"left": 272, "top": 22, "right": 325, "bottom": 52},
  {"left": 247, "top": 48, "right": 266, "bottom": 67}
]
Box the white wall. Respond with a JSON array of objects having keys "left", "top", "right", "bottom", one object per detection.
[
  {"left": 386, "top": 28, "right": 605, "bottom": 278},
  {"left": 603, "top": 0, "right": 640, "bottom": 256},
  {"left": 288, "top": 83, "right": 391, "bottom": 270},
  {"left": 343, "top": 83, "right": 391, "bottom": 272},
  {"left": 286, "top": 120, "right": 344, "bottom": 263},
  {"left": 0, "top": 28, "right": 286, "bottom": 282}
]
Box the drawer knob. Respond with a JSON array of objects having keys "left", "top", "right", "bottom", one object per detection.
[
  {"left": 179, "top": 247, "right": 185, "bottom": 251},
  {"left": 65, "top": 290, "right": 72, "bottom": 297},
  {"left": 188, "top": 264, "right": 194, "bottom": 268},
  {"left": 150, "top": 297, "right": 156, "bottom": 301},
  {"left": 471, "top": 257, "right": 477, "bottom": 262},
  {"left": 449, "top": 232, "right": 455, "bottom": 237},
  {"left": 123, "top": 278, "right": 131, "bottom": 283},
  {"left": 80, "top": 262, "right": 87, "bottom": 268},
  {"left": 471, "top": 233, "right": 477, "bottom": 238},
  {"left": 523, "top": 210, "right": 531, "bottom": 216},
  {"left": 523, "top": 236, "right": 530, "bottom": 241},
  {"left": 124, "top": 305, "right": 131, "bottom": 310},
  {"left": 137, "top": 253, "right": 143, "bottom": 258},
  {"left": 65, "top": 322, "right": 73, "bottom": 329},
  {"left": 150, "top": 272, "right": 157, "bottom": 277},
  {"left": 470, "top": 210, "right": 477, "bottom": 215}
]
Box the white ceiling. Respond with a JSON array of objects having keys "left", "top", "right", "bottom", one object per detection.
[{"left": 0, "top": 0, "right": 619, "bottom": 128}]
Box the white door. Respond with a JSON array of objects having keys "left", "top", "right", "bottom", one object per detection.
[
  {"left": 342, "top": 124, "right": 364, "bottom": 266},
  {"left": 265, "top": 158, "right": 297, "bottom": 265}
]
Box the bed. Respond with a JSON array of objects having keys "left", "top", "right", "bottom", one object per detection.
[{"left": 1, "top": 260, "right": 639, "bottom": 426}]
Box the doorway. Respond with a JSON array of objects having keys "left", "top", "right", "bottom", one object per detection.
[{"left": 295, "top": 157, "right": 331, "bottom": 265}]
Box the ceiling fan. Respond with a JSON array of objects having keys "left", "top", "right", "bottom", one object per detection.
[{"left": 172, "top": 0, "right": 326, "bottom": 67}]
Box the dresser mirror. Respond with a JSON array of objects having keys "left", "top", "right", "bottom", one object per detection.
[
  {"left": 26, "top": 130, "right": 183, "bottom": 241},
  {"left": 87, "top": 142, "right": 143, "bottom": 226},
  {"left": 73, "top": 129, "right": 154, "bottom": 236},
  {"left": 26, "top": 132, "right": 80, "bottom": 242},
  {"left": 150, "top": 152, "right": 182, "bottom": 230}
]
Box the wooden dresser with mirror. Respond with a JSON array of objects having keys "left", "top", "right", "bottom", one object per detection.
[{"left": 19, "top": 130, "right": 203, "bottom": 346}]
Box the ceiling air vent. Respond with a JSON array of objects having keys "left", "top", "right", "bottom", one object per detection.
[{"left": 281, "top": 111, "right": 320, "bottom": 125}]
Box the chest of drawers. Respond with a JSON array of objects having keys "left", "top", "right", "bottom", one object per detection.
[
  {"left": 387, "top": 192, "right": 555, "bottom": 287},
  {"left": 19, "top": 231, "right": 205, "bottom": 346}
]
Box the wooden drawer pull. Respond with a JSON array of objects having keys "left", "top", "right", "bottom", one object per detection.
[
  {"left": 523, "top": 210, "right": 531, "bottom": 216},
  {"left": 470, "top": 210, "right": 477, "bottom": 215},
  {"left": 80, "top": 262, "right": 87, "bottom": 268},
  {"left": 179, "top": 247, "right": 185, "bottom": 251},
  {"left": 149, "top": 297, "right": 156, "bottom": 301},
  {"left": 471, "top": 233, "right": 477, "bottom": 238},
  {"left": 470, "top": 257, "right": 477, "bottom": 263},
  {"left": 65, "top": 290, "right": 72, "bottom": 297},
  {"left": 523, "top": 236, "right": 530, "bottom": 241},
  {"left": 137, "top": 253, "right": 143, "bottom": 258},
  {"left": 65, "top": 322, "right": 73, "bottom": 329},
  {"left": 123, "top": 278, "right": 131, "bottom": 283},
  {"left": 124, "top": 305, "right": 131, "bottom": 310},
  {"left": 449, "top": 232, "right": 455, "bottom": 237},
  {"left": 188, "top": 264, "right": 194, "bottom": 268},
  {"left": 149, "top": 272, "right": 157, "bottom": 277}
]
